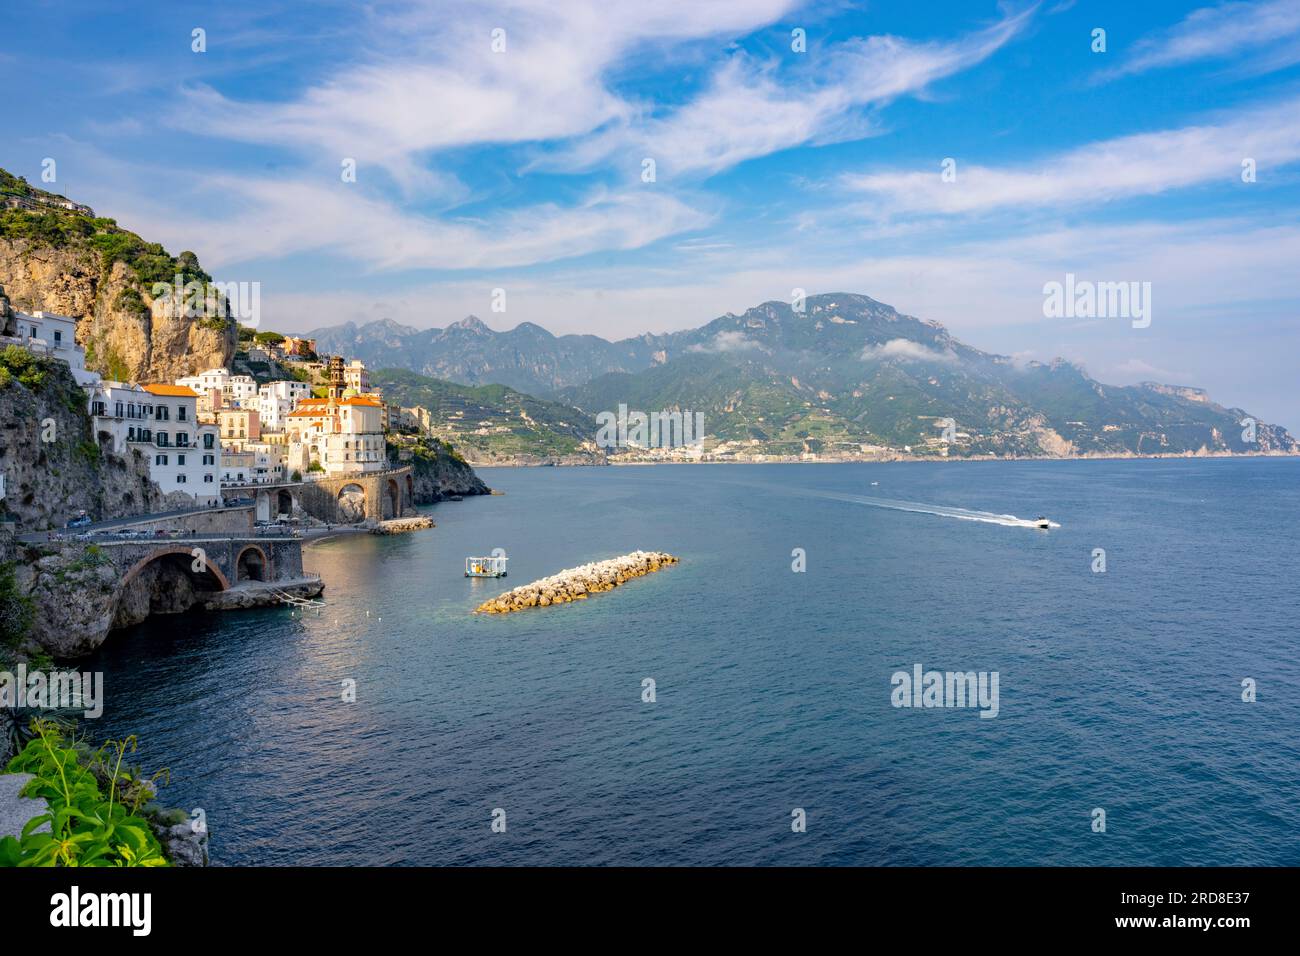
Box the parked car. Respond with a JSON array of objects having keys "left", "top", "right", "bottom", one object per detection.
[{"left": 65, "top": 512, "right": 92, "bottom": 529}]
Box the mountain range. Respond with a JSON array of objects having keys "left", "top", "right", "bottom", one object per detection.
[{"left": 312, "top": 294, "right": 1295, "bottom": 459}]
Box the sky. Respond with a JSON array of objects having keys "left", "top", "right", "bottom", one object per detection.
[{"left": 3, "top": 0, "right": 1299, "bottom": 427}]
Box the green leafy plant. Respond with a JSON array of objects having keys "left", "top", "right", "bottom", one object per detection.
[{"left": 0, "top": 720, "right": 170, "bottom": 867}]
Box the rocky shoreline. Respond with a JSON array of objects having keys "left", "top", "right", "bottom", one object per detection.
[{"left": 475, "top": 551, "right": 678, "bottom": 614}]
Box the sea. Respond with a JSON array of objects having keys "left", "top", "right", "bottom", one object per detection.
[{"left": 85, "top": 458, "right": 1300, "bottom": 865}]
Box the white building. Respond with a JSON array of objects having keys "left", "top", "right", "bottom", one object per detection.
[
  {"left": 175, "top": 367, "right": 259, "bottom": 412},
  {"left": 226, "top": 374, "right": 258, "bottom": 405},
  {"left": 287, "top": 394, "right": 386, "bottom": 477},
  {"left": 6, "top": 310, "right": 99, "bottom": 385},
  {"left": 255, "top": 379, "right": 312, "bottom": 431},
  {"left": 344, "top": 359, "right": 369, "bottom": 393},
  {"left": 86, "top": 381, "right": 220, "bottom": 505}
]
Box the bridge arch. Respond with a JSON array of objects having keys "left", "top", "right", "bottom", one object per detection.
[
  {"left": 277, "top": 489, "right": 294, "bottom": 517},
  {"left": 121, "top": 547, "right": 232, "bottom": 592},
  {"left": 236, "top": 544, "right": 270, "bottom": 582},
  {"left": 337, "top": 483, "right": 366, "bottom": 521},
  {"left": 384, "top": 478, "right": 401, "bottom": 519}
]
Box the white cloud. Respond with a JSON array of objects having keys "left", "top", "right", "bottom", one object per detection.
[
  {"left": 1100, "top": 0, "right": 1300, "bottom": 80},
  {"left": 841, "top": 95, "right": 1300, "bottom": 217},
  {"left": 129, "top": 177, "right": 711, "bottom": 272},
  {"left": 548, "top": 8, "right": 1033, "bottom": 179},
  {"left": 1112, "top": 358, "right": 1190, "bottom": 381},
  {"left": 861, "top": 338, "right": 957, "bottom": 363},
  {"left": 689, "top": 330, "right": 765, "bottom": 353},
  {"left": 172, "top": 0, "right": 799, "bottom": 190}
]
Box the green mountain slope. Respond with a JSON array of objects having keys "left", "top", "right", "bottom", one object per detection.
[
  {"left": 560, "top": 295, "right": 1296, "bottom": 459},
  {"left": 372, "top": 368, "right": 600, "bottom": 463}
]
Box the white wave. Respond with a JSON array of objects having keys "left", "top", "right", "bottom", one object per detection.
[{"left": 810, "top": 490, "right": 1061, "bottom": 529}]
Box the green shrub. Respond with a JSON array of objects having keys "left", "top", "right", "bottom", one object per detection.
[
  {"left": 0, "top": 721, "right": 170, "bottom": 867},
  {"left": 0, "top": 345, "right": 51, "bottom": 391},
  {"left": 0, "top": 561, "right": 33, "bottom": 648}
]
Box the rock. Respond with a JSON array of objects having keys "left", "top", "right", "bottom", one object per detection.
[
  {"left": 148, "top": 819, "right": 209, "bottom": 867},
  {"left": 0, "top": 772, "right": 49, "bottom": 842},
  {"left": 0, "top": 357, "right": 167, "bottom": 531},
  {"left": 474, "top": 551, "right": 679, "bottom": 615},
  {"left": 394, "top": 437, "right": 491, "bottom": 504},
  {"left": 0, "top": 234, "right": 236, "bottom": 384},
  {"left": 370, "top": 516, "right": 434, "bottom": 535}
]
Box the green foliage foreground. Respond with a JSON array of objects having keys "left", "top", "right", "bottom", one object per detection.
[{"left": 0, "top": 720, "right": 170, "bottom": 867}]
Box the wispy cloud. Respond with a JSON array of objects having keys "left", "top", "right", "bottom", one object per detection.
[
  {"left": 689, "top": 330, "right": 765, "bottom": 353},
  {"left": 171, "top": 0, "right": 798, "bottom": 191},
  {"left": 841, "top": 95, "right": 1300, "bottom": 218},
  {"left": 143, "top": 178, "right": 713, "bottom": 272},
  {"left": 861, "top": 338, "right": 958, "bottom": 363},
  {"left": 1099, "top": 0, "right": 1300, "bottom": 80},
  {"left": 547, "top": 7, "right": 1034, "bottom": 179}
]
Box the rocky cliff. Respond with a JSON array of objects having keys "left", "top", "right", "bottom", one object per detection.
[
  {"left": 0, "top": 170, "right": 235, "bottom": 383},
  {"left": 0, "top": 350, "right": 169, "bottom": 531},
  {"left": 391, "top": 437, "right": 491, "bottom": 503}
]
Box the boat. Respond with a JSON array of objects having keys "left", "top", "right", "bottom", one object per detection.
[
  {"left": 1032, "top": 516, "right": 1051, "bottom": 530},
  {"left": 465, "top": 555, "right": 508, "bottom": 578}
]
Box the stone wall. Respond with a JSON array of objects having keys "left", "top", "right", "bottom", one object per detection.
[{"left": 108, "top": 505, "right": 255, "bottom": 535}]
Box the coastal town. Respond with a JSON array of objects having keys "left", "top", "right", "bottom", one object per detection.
[
  {"left": 1, "top": 290, "right": 466, "bottom": 514},
  {"left": 0, "top": 283, "right": 491, "bottom": 661}
]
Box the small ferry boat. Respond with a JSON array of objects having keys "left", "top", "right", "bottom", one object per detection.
[
  {"left": 465, "top": 555, "right": 508, "bottom": 578},
  {"left": 1032, "top": 516, "right": 1051, "bottom": 530}
]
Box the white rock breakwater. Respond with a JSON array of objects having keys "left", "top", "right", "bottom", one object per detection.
[{"left": 475, "top": 551, "right": 679, "bottom": 614}]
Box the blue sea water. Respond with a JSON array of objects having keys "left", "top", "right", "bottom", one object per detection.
[{"left": 86, "top": 459, "right": 1300, "bottom": 866}]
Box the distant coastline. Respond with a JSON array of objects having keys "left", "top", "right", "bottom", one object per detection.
[{"left": 467, "top": 449, "right": 1300, "bottom": 469}]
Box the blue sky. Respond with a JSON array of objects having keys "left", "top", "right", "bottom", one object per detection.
[{"left": 4, "top": 0, "right": 1300, "bottom": 427}]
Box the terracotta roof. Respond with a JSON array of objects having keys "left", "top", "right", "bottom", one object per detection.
[
  {"left": 343, "top": 396, "right": 382, "bottom": 407},
  {"left": 142, "top": 384, "right": 198, "bottom": 397}
]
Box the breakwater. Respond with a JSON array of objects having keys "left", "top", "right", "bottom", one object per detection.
[
  {"left": 474, "top": 550, "right": 679, "bottom": 614},
  {"left": 371, "top": 516, "right": 435, "bottom": 535}
]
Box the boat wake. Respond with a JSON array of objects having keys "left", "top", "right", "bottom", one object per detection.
[{"left": 808, "top": 490, "right": 1061, "bottom": 529}]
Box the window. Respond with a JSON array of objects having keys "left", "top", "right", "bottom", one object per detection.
[
  {"left": 177, "top": 432, "right": 189, "bottom": 447},
  {"left": 156, "top": 405, "right": 169, "bottom": 421},
  {"left": 155, "top": 454, "right": 168, "bottom": 466},
  {"left": 177, "top": 454, "right": 186, "bottom": 466},
  {"left": 128, "top": 427, "right": 136, "bottom": 441},
  {"left": 53, "top": 330, "right": 62, "bottom": 345},
  {"left": 115, "top": 401, "right": 123, "bottom": 418},
  {"left": 156, "top": 431, "right": 169, "bottom": 447},
  {"left": 204, "top": 474, "right": 213, "bottom": 483},
  {"left": 91, "top": 401, "right": 106, "bottom": 416},
  {"left": 177, "top": 474, "right": 187, "bottom": 483},
  {"left": 204, "top": 433, "right": 214, "bottom": 449},
  {"left": 178, "top": 406, "right": 188, "bottom": 421},
  {"left": 203, "top": 454, "right": 214, "bottom": 466}
]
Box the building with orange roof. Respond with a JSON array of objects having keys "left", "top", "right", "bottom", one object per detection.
[
  {"left": 285, "top": 357, "right": 387, "bottom": 476},
  {"left": 87, "top": 380, "right": 220, "bottom": 504}
]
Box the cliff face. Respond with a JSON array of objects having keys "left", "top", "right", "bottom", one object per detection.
[
  {"left": 0, "top": 238, "right": 234, "bottom": 383},
  {"left": 393, "top": 437, "right": 491, "bottom": 503},
  {"left": 0, "top": 352, "right": 166, "bottom": 531}
]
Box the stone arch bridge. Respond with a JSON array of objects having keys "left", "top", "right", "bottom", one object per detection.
[
  {"left": 38, "top": 532, "right": 322, "bottom": 657},
  {"left": 98, "top": 534, "right": 309, "bottom": 591},
  {"left": 225, "top": 466, "right": 416, "bottom": 525}
]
